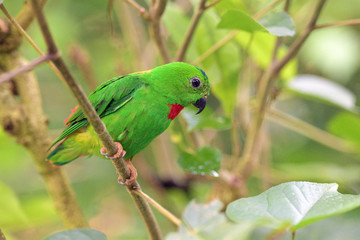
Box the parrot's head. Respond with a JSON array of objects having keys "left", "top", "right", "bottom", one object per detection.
[{"left": 147, "top": 62, "right": 210, "bottom": 114}]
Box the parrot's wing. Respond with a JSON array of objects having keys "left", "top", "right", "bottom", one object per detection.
[{"left": 50, "top": 75, "right": 144, "bottom": 148}]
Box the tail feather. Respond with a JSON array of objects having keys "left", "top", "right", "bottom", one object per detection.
[{"left": 47, "top": 143, "right": 81, "bottom": 166}]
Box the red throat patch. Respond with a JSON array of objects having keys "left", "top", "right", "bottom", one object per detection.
[{"left": 168, "top": 104, "right": 184, "bottom": 120}]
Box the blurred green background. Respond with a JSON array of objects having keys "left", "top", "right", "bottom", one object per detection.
[{"left": 1, "top": 0, "right": 360, "bottom": 239}]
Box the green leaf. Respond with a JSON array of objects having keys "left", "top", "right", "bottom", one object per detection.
[
  {"left": 226, "top": 181, "right": 360, "bottom": 231},
  {"left": 177, "top": 146, "right": 222, "bottom": 177},
  {"left": 327, "top": 112, "right": 360, "bottom": 144},
  {"left": 286, "top": 75, "right": 357, "bottom": 111},
  {"left": 0, "top": 181, "right": 27, "bottom": 227},
  {"left": 182, "top": 108, "right": 231, "bottom": 132},
  {"left": 218, "top": 9, "right": 268, "bottom": 33},
  {"left": 44, "top": 229, "right": 107, "bottom": 240},
  {"left": 166, "top": 200, "right": 253, "bottom": 240},
  {"left": 258, "top": 11, "right": 295, "bottom": 37}
]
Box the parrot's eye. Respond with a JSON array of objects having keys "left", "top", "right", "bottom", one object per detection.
[{"left": 190, "top": 77, "right": 202, "bottom": 89}]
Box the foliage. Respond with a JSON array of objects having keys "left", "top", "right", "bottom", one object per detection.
[{"left": 1, "top": 0, "right": 360, "bottom": 239}]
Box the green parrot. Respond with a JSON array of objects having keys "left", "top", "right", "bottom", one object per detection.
[{"left": 47, "top": 62, "right": 210, "bottom": 185}]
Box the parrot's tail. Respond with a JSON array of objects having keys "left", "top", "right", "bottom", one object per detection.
[{"left": 47, "top": 142, "right": 81, "bottom": 166}]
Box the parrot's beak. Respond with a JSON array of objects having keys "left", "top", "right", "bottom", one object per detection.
[{"left": 193, "top": 95, "right": 207, "bottom": 115}]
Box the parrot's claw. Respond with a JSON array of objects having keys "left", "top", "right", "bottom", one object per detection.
[
  {"left": 118, "top": 159, "right": 138, "bottom": 186},
  {"left": 100, "top": 142, "right": 126, "bottom": 159}
]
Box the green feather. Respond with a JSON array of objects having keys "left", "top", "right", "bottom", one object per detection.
[{"left": 47, "top": 62, "right": 210, "bottom": 165}]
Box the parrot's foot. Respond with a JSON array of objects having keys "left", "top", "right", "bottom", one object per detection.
[
  {"left": 100, "top": 142, "right": 126, "bottom": 159},
  {"left": 118, "top": 159, "right": 138, "bottom": 186}
]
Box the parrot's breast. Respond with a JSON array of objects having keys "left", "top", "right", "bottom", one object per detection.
[{"left": 100, "top": 87, "right": 173, "bottom": 159}]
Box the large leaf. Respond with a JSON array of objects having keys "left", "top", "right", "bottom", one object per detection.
[
  {"left": 44, "top": 229, "right": 107, "bottom": 240},
  {"left": 218, "top": 9, "right": 268, "bottom": 33},
  {"left": 258, "top": 11, "right": 295, "bottom": 37},
  {"left": 226, "top": 181, "right": 360, "bottom": 231},
  {"left": 0, "top": 181, "right": 27, "bottom": 227},
  {"left": 178, "top": 146, "right": 222, "bottom": 177},
  {"left": 166, "top": 200, "right": 253, "bottom": 240},
  {"left": 286, "top": 75, "right": 357, "bottom": 111}
]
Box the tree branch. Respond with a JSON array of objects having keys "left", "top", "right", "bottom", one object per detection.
[
  {"left": 315, "top": 19, "right": 360, "bottom": 29},
  {"left": 0, "top": 4, "right": 68, "bottom": 85},
  {"left": 205, "top": 0, "right": 222, "bottom": 9},
  {"left": 30, "top": 0, "right": 163, "bottom": 238},
  {"left": 149, "top": 0, "right": 171, "bottom": 63},
  {"left": 0, "top": 54, "right": 54, "bottom": 84},
  {"left": 237, "top": 0, "right": 328, "bottom": 174},
  {"left": 124, "top": 0, "right": 150, "bottom": 20},
  {"left": 134, "top": 189, "right": 182, "bottom": 226},
  {"left": 15, "top": 0, "right": 47, "bottom": 30},
  {"left": 191, "top": 0, "right": 283, "bottom": 65},
  {"left": 176, "top": 0, "right": 207, "bottom": 61},
  {"left": 266, "top": 108, "right": 358, "bottom": 153},
  {"left": 0, "top": 54, "right": 88, "bottom": 228}
]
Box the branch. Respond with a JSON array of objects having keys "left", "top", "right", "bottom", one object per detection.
[
  {"left": 124, "top": 0, "right": 150, "bottom": 20},
  {"left": 266, "top": 108, "right": 358, "bottom": 153},
  {"left": 0, "top": 54, "right": 54, "bottom": 84},
  {"left": 205, "top": 0, "right": 222, "bottom": 9},
  {"left": 315, "top": 19, "right": 360, "bottom": 29},
  {"left": 237, "top": 0, "right": 328, "bottom": 174},
  {"left": 176, "top": 0, "right": 207, "bottom": 61},
  {"left": 0, "top": 55, "right": 88, "bottom": 228},
  {"left": 0, "top": 4, "right": 66, "bottom": 84},
  {"left": 134, "top": 189, "right": 182, "bottom": 226},
  {"left": 30, "top": 0, "right": 162, "bottom": 238},
  {"left": 191, "top": 0, "right": 283, "bottom": 65},
  {"left": 15, "top": 0, "right": 47, "bottom": 30},
  {"left": 0, "top": 229, "right": 6, "bottom": 240},
  {"left": 149, "top": 0, "right": 171, "bottom": 63}
]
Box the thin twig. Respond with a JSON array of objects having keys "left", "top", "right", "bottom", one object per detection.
[
  {"left": 0, "top": 54, "right": 54, "bottom": 84},
  {"left": 134, "top": 189, "right": 182, "bottom": 226},
  {"left": 15, "top": 0, "right": 47, "bottom": 29},
  {"left": 176, "top": 0, "right": 207, "bottom": 61},
  {"left": 30, "top": 0, "right": 162, "bottom": 239},
  {"left": 266, "top": 108, "right": 358, "bottom": 153},
  {"left": 205, "top": 0, "right": 222, "bottom": 9},
  {"left": 191, "top": 0, "right": 283, "bottom": 65},
  {"left": 253, "top": 0, "right": 283, "bottom": 19},
  {"left": 315, "top": 19, "right": 360, "bottom": 29},
  {"left": 237, "top": 0, "right": 328, "bottom": 174},
  {"left": 0, "top": 4, "right": 66, "bottom": 83},
  {"left": 149, "top": 0, "right": 171, "bottom": 63},
  {"left": 124, "top": 0, "right": 150, "bottom": 20},
  {"left": 191, "top": 30, "right": 238, "bottom": 65}
]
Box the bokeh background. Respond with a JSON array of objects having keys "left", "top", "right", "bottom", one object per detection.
[{"left": 1, "top": 0, "right": 360, "bottom": 239}]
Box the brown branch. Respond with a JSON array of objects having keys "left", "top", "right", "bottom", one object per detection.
[
  {"left": 191, "top": 0, "right": 283, "bottom": 65},
  {"left": 205, "top": 0, "right": 222, "bottom": 9},
  {"left": 30, "top": 0, "right": 162, "bottom": 238},
  {"left": 266, "top": 108, "right": 358, "bottom": 153},
  {"left": 0, "top": 54, "right": 88, "bottom": 228},
  {"left": 0, "top": 229, "right": 6, "bottom": 240},
  {"left": 134, "top": 189, "right": 182, "bottom": 226},
  {"left": 176, "top": 0, "right": 207, "bottom": 61},
  {"left": 237, "top": 0, "right": 328, "bottom": 174},
  {"left": 315, "top": 19, "right": 360, "bottom": 29},
  {"left": 0, "top": 54, "right": 54, "bottom": 84},
  {"left": 15, "top": 0, "right": 47, "bottom": 30},
  {"left": 149, "top": 0, "right": 171, "bottom": 63},
  {"left": 124, "top": 0, "right": 150, "bottom": 20}
]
